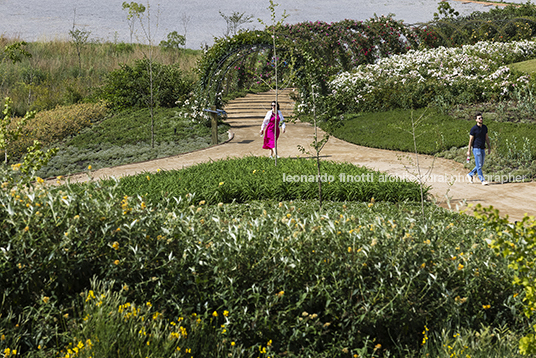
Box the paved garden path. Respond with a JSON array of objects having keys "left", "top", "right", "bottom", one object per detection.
[{"left": 69, "top": 89, "right": 535, "bottom": 222}]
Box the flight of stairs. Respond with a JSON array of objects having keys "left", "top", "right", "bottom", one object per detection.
[{"left": 223, "top": 88, "right": 296, "bottom": 124}]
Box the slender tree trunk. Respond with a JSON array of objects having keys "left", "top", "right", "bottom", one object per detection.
[
  {"left": 273, "top": 27, "right": 278, "bottom": 166},
  {"left": 313, "top": 88, "right": 322, "bottom": 208}
]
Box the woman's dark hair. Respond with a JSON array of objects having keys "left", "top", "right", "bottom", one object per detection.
[{"left": 271, "top": 102, "right": 280, "bottom": 111}]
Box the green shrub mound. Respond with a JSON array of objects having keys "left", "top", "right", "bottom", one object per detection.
[
  {"left": 102, "top": 156, "right": 427, "bottom": 205},
  {"left": 0, "top": 171, "right": 523, "bottom": 356},
  {"left": 96, "top": 59, "right": 193, "bottom": 111},
  {"left": 4, "top": 102, "right": 108, "bottom": 162}
]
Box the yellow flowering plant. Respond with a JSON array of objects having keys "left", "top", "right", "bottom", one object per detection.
[{"left": 475, "top": 204, "right": 536, "bottom": 355}]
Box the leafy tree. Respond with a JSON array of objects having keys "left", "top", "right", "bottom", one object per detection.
[
  {"left": 69, "top": 28, "right": 91, "bottom": 73},
  {"left": 3, "top": 41, "right": 32, "bottom": 64},
  {"left": 433, "top": 0, "right": 459, "bottom": 21},
  {"left": 122, "top": 1, "right": 146, "bottom": 43},
  {"left": 97, "top": 59, "right": 192, "bottom": 111},
  {"left": 159, "top": 31, "right": 186, "bottom": 63},
  {"left": 69, "top": 9, "right": 91, "bottom": 73},
  {"left": 159, "top": 31, "right": 185, "bottom": 51},
  {"left": 1, "top": 41, "right": 32, "bottom": 90},
  {"left": 219, "top": 10, "right": 254, "bottom": 37}
]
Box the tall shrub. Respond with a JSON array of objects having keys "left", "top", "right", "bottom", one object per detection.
[{"left": 97, "top": 59, "right": 192, "bottom": 111}]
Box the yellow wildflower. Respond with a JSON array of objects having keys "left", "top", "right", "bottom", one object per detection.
[{"left": 86, "top": 290, "right": 95, "bottom": 302}]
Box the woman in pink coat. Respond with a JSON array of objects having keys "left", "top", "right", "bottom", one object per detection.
[{"left": 259, "top": 102, "right": 286, "bottom": 158}]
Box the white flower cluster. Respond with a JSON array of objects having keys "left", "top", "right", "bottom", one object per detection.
[
  {"left": 329, "top": 40, "right": 536, "bottom": 103},
  {"left": 179, "top": 98, "right": 210, "bottom": 123}
]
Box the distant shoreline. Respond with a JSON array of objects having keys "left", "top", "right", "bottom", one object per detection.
[{"left": 450, "top": 0, "right": 516, "bottom": 7}]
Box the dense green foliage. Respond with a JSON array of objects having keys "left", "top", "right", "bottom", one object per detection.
[
  {"left": 476, "top": 205, "right": 536, "bottom": 355},
  {"left": 196, "top": 4, "right": 536, "bottom": 119},
  {"left": 99, "top": 156, "right": 427, "bottom": 205},
  {"left": 325, "top": 40, "right": 536, "bottom": 117},
  {"left": 423, "top": 2, "right": 536, "bottom": 48},
  {"left": 0, "top": 162, "right": 526, "bottom": 356},
  {"left": 96, "top": 59, "right": 194, "bottom": 111}
]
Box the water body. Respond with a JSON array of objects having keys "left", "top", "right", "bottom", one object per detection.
[{"left": 0, "top": 0, "right": 528, "bottom": 49}]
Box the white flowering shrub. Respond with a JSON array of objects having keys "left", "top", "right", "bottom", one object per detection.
[{"left": 327, "top": 40, "right": 536, "bottom": 114}]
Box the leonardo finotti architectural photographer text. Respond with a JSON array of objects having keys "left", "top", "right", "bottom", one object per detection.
[{"left": 282, "top": 172, "right": 527, "bottom": 183}]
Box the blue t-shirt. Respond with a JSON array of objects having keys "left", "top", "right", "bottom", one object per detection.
[{"left": 470, "top": 124, "right": 488, "bottom": 149}]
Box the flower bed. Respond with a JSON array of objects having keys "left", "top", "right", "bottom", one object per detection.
[{"left": 326, "top": 40, "right": 536, "bottom": 113}]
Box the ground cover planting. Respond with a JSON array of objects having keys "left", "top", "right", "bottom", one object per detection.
[
  {"left": 323, "top": 108, "right": 536, "bottom": 181},
  {"left": 0, "top": 160, "right": 527, "bottom": 356},
  {"left": 29, "top": 106, "right": 230, "bottom": 178},
  {"left": 97, "top": 156, "right": 426, "bottom": 205}
]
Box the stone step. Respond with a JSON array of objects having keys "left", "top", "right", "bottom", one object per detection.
[
  {"left": 224, "top": 106, "right": 292, "bottom": 112},
  {"left": 222, "top": 88, "right": 296, "bottom": 121},
  {"left": 227, "top": 98, "right": 293, "bottom": 105}
]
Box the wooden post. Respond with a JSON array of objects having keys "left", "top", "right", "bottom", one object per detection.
[{"left": 211, "top": 105, "right": 218, "bottom": 145}]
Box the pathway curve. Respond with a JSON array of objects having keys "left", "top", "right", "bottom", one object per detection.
[{"left": 68, "top": 89, "right": 535, "bottom": 222}]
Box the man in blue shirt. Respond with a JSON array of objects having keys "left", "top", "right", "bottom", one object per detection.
[{"left": 466, "top": 112, "right": 491, "bottom": 185}]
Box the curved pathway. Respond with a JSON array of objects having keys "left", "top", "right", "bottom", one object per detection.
[{"left": 69, "top": 89, "right": 535, "bottom": 222}]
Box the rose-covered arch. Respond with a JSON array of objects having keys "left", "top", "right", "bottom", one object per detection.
[
  {"left": 196, "top": 31, "right": 277, "bottom": 108},
  {"left": 195, "top": 16, "right": 421, "bottom": 113}
]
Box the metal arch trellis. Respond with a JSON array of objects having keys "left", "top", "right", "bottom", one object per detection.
[{"left": 200, "top": 43, "right": 278, "bottom": 107}]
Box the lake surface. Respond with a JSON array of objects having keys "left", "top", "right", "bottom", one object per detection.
[{"left": 0, "top": 0, "right": 527, "bottom": 49}]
